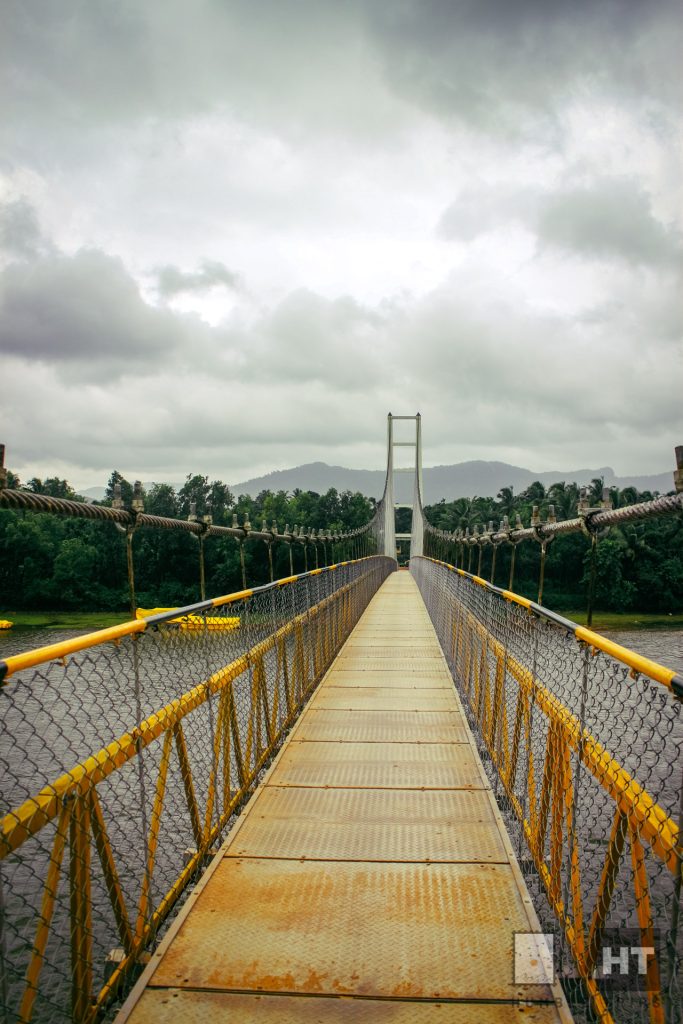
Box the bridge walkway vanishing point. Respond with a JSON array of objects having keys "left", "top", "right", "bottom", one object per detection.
[{"left": 117, "top": 572, "right": 573, "bottom": 1023}]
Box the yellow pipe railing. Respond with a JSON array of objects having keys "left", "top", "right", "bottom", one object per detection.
[
  {"left": 1, "top": 556, "right": 394, "bottom": 1022},
  {"left": 414, "top": 556, "right": 681, "bottom": 1024}
]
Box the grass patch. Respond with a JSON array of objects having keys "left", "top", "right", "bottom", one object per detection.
[
  {"left": 0, "top": 610, "right": 131, "bottom": 630},
  {"left": 2, "top": 608, "right": 682, "bottom": 634},
  {"left": 557, "top": 610, "right": 683, "bottom": 630}
]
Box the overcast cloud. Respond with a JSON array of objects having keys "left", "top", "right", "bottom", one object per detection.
[{"left": 1, "top": 0, "right": 681, "bottom": 490}]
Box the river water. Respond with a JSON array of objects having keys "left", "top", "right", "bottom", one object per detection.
[{"left": 598, "top": 627, "right": 683, "bottom": 674}]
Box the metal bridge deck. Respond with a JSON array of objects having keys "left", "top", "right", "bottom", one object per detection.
[{"left": 118, "top": 572, "right": 571, "bottom": 1023}]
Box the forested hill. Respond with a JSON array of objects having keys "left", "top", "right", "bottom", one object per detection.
[
  {"left": 1, "top": 470, "right": 680, "bottom": 615},
  {"left": 227, "top": 461, "right": 673, "bottom": 503},
  {"left": 78, "top": 460, "right": 674, "bottom": 504}
]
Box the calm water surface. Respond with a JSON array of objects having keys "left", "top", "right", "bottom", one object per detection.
[{"left": 600, "top": 627, "right": 683, "bottom": 673}]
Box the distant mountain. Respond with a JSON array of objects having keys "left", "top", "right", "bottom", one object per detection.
[
  {"left": 78, "top": 462, "right": 673, "bottom": 505},
  {"left": 230, "top": 460, "right": 674, "bottom": 503},
  {"left": 231, "top": 462, "right": 386, "bottom": 500}
]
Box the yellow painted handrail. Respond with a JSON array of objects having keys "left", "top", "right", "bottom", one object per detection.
[
  {"left": 414, "top": 556, "right": 680, "bottom": 1024},
  {"left": 1, "top": 557, "right": 393, "bottom": 1022},
  {"left": 0, "top": 558, "right": 371, "bottom": 682}
]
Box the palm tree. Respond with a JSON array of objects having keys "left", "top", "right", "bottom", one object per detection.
[
  {"left": 450, "top": 497, "right": 474, "bottom": 531},
  {"left": 547, "top": 481, "right": 579, "bottom": 520},
  {"left": 496, "top": 486, "right": 516, "bottom": 519},
  {"left": 521, "top": 481, "right": 546, "bottom": 503},
  {"left": 471, "top": 495, "right": 496, "bottom": 527},
  {"left": 588, "top": 477, "right": 605, "bottom": 504}
]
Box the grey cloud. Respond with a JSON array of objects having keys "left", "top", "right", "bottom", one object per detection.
[
  {"left": 7, "top": 0, "right": 678, "bottom": 158},
  {"left": 3, "top": 257, "right": 680, "bottom": 486},
  {"left": 438, "top": 177, "right": 682, "bottom": 268},
  {"left": 1, "top": 3, "right": 679, "bottom": 490},
  {"left": 437, "top": 185, "right": 536, "bottom": 241},
  {"left": 0, "top": 199, "right": 54, "bottom": 260},
  {"left": 0, "top": 247, "right": 203, "bottom": 370},
  {"left": 578, "top": 275, "right": 683, "bottom": 344},
  {"left": 0, "top": 240, "right": 380, "bottom": 395},
  {"left": 379, "top": 269, "right": 681, "bottom": 443},
  {"left": 247, "top": 290, "right": 384, "bottom": 391},
  {"left": 156, "top": 260, "right": 240, "bottom": 299},
  {"left": 1, "top": 0, "right": 405, "bottom": 157},
  {"left": 364, "top": 0, "right": 681, "bottom": 135},
  {"left": 536, "top": 180, "right": 683, "bottom": 267}
]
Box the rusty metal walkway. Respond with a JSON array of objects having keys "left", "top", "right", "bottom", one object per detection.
[{"left": 117, "top": 572, "right": 572, "bottom": 1023}]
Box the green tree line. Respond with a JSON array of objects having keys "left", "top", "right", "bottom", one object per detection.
[
  {"left": 422, "top": 478, "right": 683, "bottom": 612},
  {"left": 2, "top": 472, "right": 680, "bottom": 614},
  {"left": 0, "top": 472, "right": 375, "bottom": 612}
]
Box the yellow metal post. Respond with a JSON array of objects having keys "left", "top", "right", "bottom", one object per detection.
[{"left": 70, "top": 795, "right": 93, "bottom": 1024}]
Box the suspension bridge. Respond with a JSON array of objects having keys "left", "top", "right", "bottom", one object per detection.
[{"left": 0, "top": 417, "right": 681, "bottom": 1024}]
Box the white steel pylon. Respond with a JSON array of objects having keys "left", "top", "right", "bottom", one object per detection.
[{"left": 384, "top": 413, "right": 424, "bottom": 559}]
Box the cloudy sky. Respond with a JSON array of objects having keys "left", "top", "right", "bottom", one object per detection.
[{"left": 1, "top": 0, "right": 681, "bottom": 490}]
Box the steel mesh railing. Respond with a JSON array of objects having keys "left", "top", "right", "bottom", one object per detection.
[
  {"left": 0, "top": 555, "right": 395, "bottom": 1023},
  {"left": 412, "top": 555, "right": 682, "bottom": 1024}
]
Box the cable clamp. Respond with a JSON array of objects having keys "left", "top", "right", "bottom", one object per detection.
[{"left": 578, "top": 510, "right": 610, "bottom": 540}]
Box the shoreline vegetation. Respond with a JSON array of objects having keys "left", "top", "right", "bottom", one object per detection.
[
  {"left": 1, "top": 473, "right": 680, "bottom": 632},
  {"left": 3, "top": 609, "right": 683, "bottom": 633}
]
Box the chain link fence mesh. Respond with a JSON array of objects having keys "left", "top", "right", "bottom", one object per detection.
[
  {"left": 0, "top": 556, "right": 394, "bottom": 1024},
  {"left": 412, "top": 555, "right": 682, "bottom": 1024}
]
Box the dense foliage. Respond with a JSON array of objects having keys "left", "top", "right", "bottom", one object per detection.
[
  {"left": 0, "top": 472, "right": 375, "bottom": 612},
  {"left": 1, "top": 472, "right": 680, "bottom": 613},
  {"left": 422, "top": 479, "right": 683, "bottom": 612}
]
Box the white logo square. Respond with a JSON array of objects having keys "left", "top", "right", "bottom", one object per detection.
[{"left": 513, "top": 931, "right": 555, "bottom": 985}]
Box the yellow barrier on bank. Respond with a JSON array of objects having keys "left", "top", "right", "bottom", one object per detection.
[{"left": 135, "top": 608, "right": 240, "bottom": 631}]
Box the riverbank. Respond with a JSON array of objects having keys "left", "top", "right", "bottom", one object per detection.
[
  {"left": 0, "top": 610, "right": 130, "bottom": 630},
  {"left": 558, "top": 611, "right": 683, "bottom": 630},
  {"left": 2, "top": 608, "right": 682, "bottom": 632}
]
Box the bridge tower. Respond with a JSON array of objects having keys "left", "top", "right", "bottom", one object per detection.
[{"left": 385, "top": 412, "right": 424, "bottom": 560}]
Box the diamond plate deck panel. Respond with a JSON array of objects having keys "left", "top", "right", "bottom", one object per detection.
[
  {"left": 358, "top": 614, "right": 432, "bottom": 622},
  {"left": 357, "top": 622, "right": 431, "bottom": 628},
  {"left": 308, "top": 688, "right": 458, "bottom": 711},
  {"left": 360, "top": 608, "right": 430, "bottom": 616},
  {"left": 269, "top": 740, "right": 485, "bottom": 788},
  {"left": 324, "top": 671, "right": 453, "bottom": 689},
  {"left": 333, "top": 659, "right": 448, "bottom": 672},
  {"left": 350, "top": 623, "right": 434, "bottom": 627},
  {"left": 344, "top": 636, "right": 443, "bottom": 645},
  {"left": 118, "top": 571, "right": 570, "bottom": 1024},
  {"left": 356, "top": 614, "right": 430, "bottom": 622},
  {"left": 294, "top": 709, "right": 471, "bottom": 743},
  {"left": 270, "top": 741, "right": 484, "bottom": 789},
  {"left": 229, "top": 787, "right": 505, "bottom": 861},
  {"left": 335, "top": 653, "right": 442, "bottom": 662},
  {"left": 148, "top": 858, "right": 556, "bottom": 1002},
  {"left": 338, "top": 647, "right": 443, "bottom": 659},
  {"left": 348, "top": 636, "right": 437, "bottom": 643},
  {"left": 126, "top": 990, "right": 564, "bottom": 1023}
]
